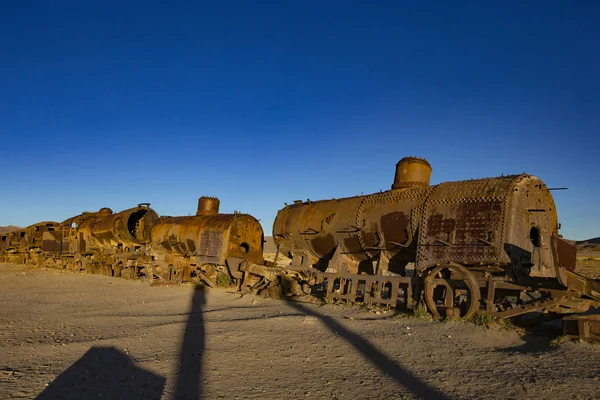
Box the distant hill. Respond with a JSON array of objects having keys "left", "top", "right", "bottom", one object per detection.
[
  {"left": 576, "top": 237, "right": 600, "bottom": 245},
  {"left": 0, "top": 226, "right": 21, "bottom": 234},
  {"left": 576, "top": 237, "right": 600, "bottom": 253}
]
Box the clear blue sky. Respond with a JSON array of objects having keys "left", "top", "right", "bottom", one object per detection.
[{"left": 1, "top": 1, "right": 598, "bottom": 240}]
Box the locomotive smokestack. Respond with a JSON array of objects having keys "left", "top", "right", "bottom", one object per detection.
[
  {"left": 196, "top": 196, "right": 220, "bottom": 216},
  {"left": 392, "top": 156, "right": 432, "bottom": 189}
]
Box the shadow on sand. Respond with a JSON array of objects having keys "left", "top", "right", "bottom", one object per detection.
[
  {"left": 498, "top": 334, "right": 555, "bottom": 354},
  {"left": 174, "top": 285, "right": 206, "bottom": 400},
  {"left": 36, "top": 285, "right": 207, "bottom": 400},
  {"left": 36, "top": 283, "right": 455, "bottom": 399},
  {"left": 35, "top": 346, "right": 165, "bottom": 400},
  {"left": 285, "top": 300, "right": 450, "bottom": 400}
]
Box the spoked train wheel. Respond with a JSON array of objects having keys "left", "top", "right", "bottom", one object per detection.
[{"left": 424, "top": 262, "right": 481, "bottom": 319}]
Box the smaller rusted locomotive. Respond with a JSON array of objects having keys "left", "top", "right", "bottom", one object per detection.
[
  {"left": 1, "top": 204, "right": 159, "bottom": 275},
  {"left": 1, "top": 223, "right": 61, "bottom": 265},
  {"left": 0, "top": 198, "right": 265, "bottom": 288},
  {"left": 148, "top": 196, "right": 264, "bottom": 286}
]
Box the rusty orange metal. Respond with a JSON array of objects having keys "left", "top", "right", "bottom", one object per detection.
[
  {"left": 150, "top": 197, "right": 264, "bottom": 282},
  {"left": 563, "top": 314, "right": 600, "bottom": 341},
  {"left": 391, "top": 156, "right": 432, "bottom": 189},
  {"left": 273, "top": 156, "right": 600, "bottom": 321},
  {"left": 77, "top": 204, "right": 159, "bottom": 253}
]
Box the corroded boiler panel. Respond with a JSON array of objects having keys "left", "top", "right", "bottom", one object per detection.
[
  {"left": 76, "top": 204, "right": 159, "bottom": 252},
  {"left": 273, "top": 187, "right": 431, "bottom": 274},
  {"left": 23, "top": 222, "right": 61, "bottom": 252},
  {"left": 150, "top": 202, "right": 264, "bottom": 266}
]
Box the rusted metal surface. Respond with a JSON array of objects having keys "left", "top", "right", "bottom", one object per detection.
[
  {"left": 22, "top": 222, "right": 61, "bottom": 251},
  {"left": 552, "top": 235, "right": 577, "bottom": 272},
  {"left": 0, "top": 233, "right": 8, "bottom": 253},
  {"left": 0, "top": 197, "right": 265, "bottom": 290},
  {"left": 0, "top": 196, "right": 265, "bottom": 290},
  {"left": 196, "top": 196, "right": 220, "bottom": 216},
  {"left": 78, "top": 204, "right": 158, "bottom": 251},
  {"left": 273, "top": 171, "right": 432, "bottom": 275},
  {"left": 563, "top": 314, "right": 600, "bottom": 342},
  {"left": 423, "top": 262, "right": 480, "bottom": 319},
  {"left": 274, "top": 156, "right": 598, "bottom": 321},
  {"left": 308, "top": 270, "right": 415, "bottom": 309},
  {"left": 417, "top": 174, "right": 560, "bottom": 280},
  {"left": 391, "top": 156, "right": 432, "bottom": 189},
  {"left": 150, "top": 206, "right": 264, "bottom": 282},
  {"left": 151, "top": 199, "right": 262, "bottom": 261},
  {"left": 563, "top": 270, "right": 600, "bottom": 301}
]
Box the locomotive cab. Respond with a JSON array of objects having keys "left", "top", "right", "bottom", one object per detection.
[{"left": 502, "top": 176, "right": 577, "bottom": 287}]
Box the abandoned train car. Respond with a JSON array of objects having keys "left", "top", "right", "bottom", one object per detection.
[
  {"left": 147, "top": 196, "right": 265, "bottom": 287},
  {"left": 273, "top": 157, "right": 600, "bottom": 320},
  {"left": 0, "top": 198, "right": 265, "bottom": 289}
]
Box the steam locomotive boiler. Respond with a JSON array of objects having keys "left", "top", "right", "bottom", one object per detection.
[
  {"left": 273, "top": 157, "right": 600, "bottom": 319},
  {"left": 68, "top": 203, "right": 159, "bottom": 277},
  {"left": 147, "top": 197, "right": 265, "bottom": 287},
  {"left": 5, "top": 204, "right": 161, "bottom": 276}
]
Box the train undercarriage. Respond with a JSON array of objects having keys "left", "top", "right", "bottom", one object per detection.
[
  {"left": 3, "top": 249, "right": 599, "bottom": 335},
  {"left": 300, "top": 261, "right": 600, "bottom": 326}
]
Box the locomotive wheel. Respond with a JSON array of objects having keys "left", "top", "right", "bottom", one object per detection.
[{"left": 424, "top": 263, "right": 481, "bottom": 319}]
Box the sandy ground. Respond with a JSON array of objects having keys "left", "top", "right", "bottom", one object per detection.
[
  {"left": 576, "top": 253, "right": 600, "bottom": 280},
  {"left": 0, "top": 262, "right": 599, "bottom": 400}
]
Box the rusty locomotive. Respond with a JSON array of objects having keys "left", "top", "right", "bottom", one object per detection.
[
  {"left": 1, "top": 157, "right": 599, "bottom": 322},
  {"left": 0, "top": 198, "right": 265, "bottom": 289},
  {"left": 273, "top": 157, "right": 599, "bottom": 320}
]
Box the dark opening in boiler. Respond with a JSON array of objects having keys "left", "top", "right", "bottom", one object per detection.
[
  {"left": 240, "top": 243, "right": 250, "bottom": 253},
  {"left": 127, "top": 210, "right": 148, "bottom": 239},
  {"left": 530, "top": 227, "right": 540, "bottom": 247}
]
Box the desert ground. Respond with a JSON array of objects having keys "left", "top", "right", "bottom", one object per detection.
[
  {"left": 575, "top": 254, "right": 600, "bottom": 280},
  {"left": 0, "top": 259, "right": 599, "bottom": 400}
]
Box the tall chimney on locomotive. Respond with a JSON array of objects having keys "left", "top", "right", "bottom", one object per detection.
[
  {"left": 392, "top": 156, "right": 432, "bottom": 189},
  {"left": 196, "top": 196, "right": 220, "bottom": 216}
]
